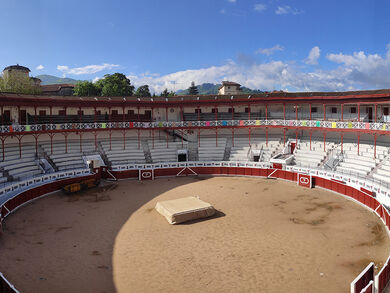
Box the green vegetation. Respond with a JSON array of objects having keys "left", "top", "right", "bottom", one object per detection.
[
  {"left": 188, "top": 81, "right": 199, "bottom": 95},
  {"left": 160, "top": 88, "right": 176, "bottom": 97},
  {"left": 0, "top": 75, "right": 41, "bottom": 94},
  {"left": 135, "top": 85, "right": 151, "bottom": 97},
  {"left": 73, "top": 81, "right": 101, "bottom": 96},
  {"left": 74, "top": 73, "right": 135, "bottom": 96},
  {"left": 96, "top": 73, "right": 135, "bottom": 96}
]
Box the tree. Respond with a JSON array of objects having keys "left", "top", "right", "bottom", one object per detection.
[
  {"left": 0, "top": 75, "right": 41, "bottom": 94},
  {"left": 135, "top": 85, "right": 151, "bottom": 98},
  {"left": 95, "top": 73, "right": 135, "bottom": 96},
  {"left": 73, "top": 81, "right": 101, "bottom": 96},
  {"left": 188, "top": 81, "right": 198, "bottom": 95},
  {"left": 160, "top": 88, "right": 176, "bottom": 97}
]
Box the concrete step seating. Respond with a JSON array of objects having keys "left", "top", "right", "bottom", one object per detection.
[
  {"left": 229, "top": 137, "right": 250, "bottom": 161},
  {"left": 0, "top": 157, "right": 35, "bottom": 168},
  {"left": 0, "top": 145, "right": 36, "bottom": 161},
  {"left": 373, "top": 173, "right": 390, "bottom": 183},
  {"left": 51, "top": 154, "right": 83, "bottom": 162},
  {"left": 344, "top": 153, "right": 380, "bottom": 163},
  {"left": 336, "top": 166, "right": 368, "bottom": 176},
  {"left": 376, "top": 168, "right": 390, "bottom": 177},
  {"left": 2, "top": 158, "right": 42, "bottom": 179},
  {"left": 101, "top": 139, "right": 146, "bottom": 165},
  {"left": 41, "top": 141, "right": 96, "bottom": 154},
  {"left": 13, "top": 170, "right": 42, "bottom": 181},
  {"left": 10, "top": 167, "right": 41, "bottom": 177},
  {"left": 294, "top": 141, "right": 327, "bottom": 167},
  {"left": 57, "top": 163, "right": 86, "bottom": 171},
  {"left": 338, "top": 161, "right": 372, "bottom": 173},
  {"left": 343, "top": 159, "right": 376, "bottom": 169},
  {"left": 198, "top": 138, "right": 226, "bottom": 161},
  {"left": 46, "top": 150, "right": 86, "bottom": 171},
  {"left": 149, "top": 141, "right": 187, "bottom": 163}
]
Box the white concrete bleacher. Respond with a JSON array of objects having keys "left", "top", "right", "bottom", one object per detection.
[
  {"left": 149, "top": 140, "right": 187, "bottom": 163},
  {"left": 0, "top": 144, "right": 42, "bottom": 182},
  {"left": 198, "top": 137, "right": 227, "bottom": 161},
  {"left": 230, "top": 137, "right": 250, "bottom": 161},
  {"left": 100, "top": 139, "right": 146, "bottom": 165},
  {"left": 41, "top": 140, "right": 93, "bottom": 171},
  {"left": 293, "top": 141, "right": 332, "bottom": 168},
  {"left": 371, "top": 146, "right": 390, "bottom": 182},
  {"left": 373, "top": 161, "right": 390, "bottom": 182},
  {"left": 336, "top": 143, "right": 387, "bottom": 176},
  {"left": 250, "top": 138, "right": 282, "bottom": 163}
]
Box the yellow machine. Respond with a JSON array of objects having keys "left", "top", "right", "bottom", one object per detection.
[{"left": 62, "top": 179, "right": 100, "bottom": 194}]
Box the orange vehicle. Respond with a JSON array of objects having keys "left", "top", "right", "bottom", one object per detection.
[{"left": 62, "top": 179, "right": 100, "bottom": 194}]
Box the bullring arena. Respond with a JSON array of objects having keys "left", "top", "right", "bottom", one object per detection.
[{"left": 0, "top": 90, "right": 390, "bottom": 292}]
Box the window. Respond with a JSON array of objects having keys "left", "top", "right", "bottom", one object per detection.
[
  {"left": 96, "top": 110, "right": 101, "bottom": 115},
  {"left": 39, "top": 110, "right": 46, "bottom": 116},
  {"left": 311, "top": 107, "right": 317, "bottom": 113},
  {"left": 3, "top": 110, "right": 10, "bottom": 121},
  {"left": 195, "top": 109, "right": 201, "bottom": 114},
  {"left": 228, "top": 108, "right": 235, "bottom": 113},
  {"left": 331, "top": 107, "right": 337, "bottom": 114},
  {"left": 211, "top": 108, "right": 218, "bottom": 113},
  {"left": 144, "top": 110, "right": 151, "bottom": 118},
  {"left": 245, "top": 107, "right": 249, "bottom": 113},
  {"left": 227, "top": 86, "right": 230, "bottom": 89},
  {"left": 127, "top": 110, "right": 134, "bottom": 115},
  {"left": 384, "top": 107, "right": 389, "bottom": 116},
  {"left": 350, "top": 107, "right": 357, "bottom": 114},
  {"left": 77, "top": 110, "right": 84, "bottom": 116},
  {"left": 58, "top": 110, "right": 66, "bottom": 116},
  {"left": 111, "top": 110, "right": 118, "bottom": 116}
]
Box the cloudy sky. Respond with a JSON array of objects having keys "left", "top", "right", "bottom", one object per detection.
[{"left": 1, "top": 0, "right": 389, "bottom": 93}]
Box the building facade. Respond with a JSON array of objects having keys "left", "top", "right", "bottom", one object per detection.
[{"left": 218, "top": 81, "right": 242, "bottom": 95}]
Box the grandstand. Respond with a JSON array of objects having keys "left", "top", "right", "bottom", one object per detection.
[{"left": 0, "top": 89, "right": 390, "bottom": 292}]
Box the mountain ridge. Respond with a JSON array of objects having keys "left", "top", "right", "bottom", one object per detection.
[
  {"left": 36, "top": 74, "right": 82, "bottom": 85},
  {"left": 176, "top": 83, "right": 264, "bottom": 95}
]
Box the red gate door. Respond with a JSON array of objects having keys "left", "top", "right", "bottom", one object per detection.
[
  {"left": 297, "top": 173, "right": 312, "bottom": 188},
  {"left": 139, "top": 169, "right": 154, "bottom": 181}
]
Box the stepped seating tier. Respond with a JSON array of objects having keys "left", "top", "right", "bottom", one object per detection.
[{"left": 100, "top": 139, "right": 146, "bottom": 165}]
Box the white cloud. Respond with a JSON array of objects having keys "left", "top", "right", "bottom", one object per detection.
[
  {"left": 254, "top": 3, "right": 266, "bottom": 12},
  {"left": 227, "top": 0, "right": 236, "bottom": 3},
  {"left": 256, "top": 45, "right": 284, "bottom": 56},
  {"left": 36, "top": 65, "right": 44, "bottom": 70},
  {"left": 121, "top": 45, "right": 390, "bottom": 94},
  {"left": 275, "top": 5, "right": 302, "bottom": 15},
  {"left": 56, "top": 63, "right": 119, "bottom": 75},
  {"left": 92, "top": 77, "right": 102, "bottom": 83},
  {"left": 220, "top": 8, "right": 226, "bottom": 14},
  {"left": 305, "top": 46, "right": 321, "bottom": 65}
]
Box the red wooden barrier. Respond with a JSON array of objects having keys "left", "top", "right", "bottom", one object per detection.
[
  {"left": 0, "top": 273, "right": 18, "bottom": 293},
  {"left": 360, "top": 280, "right": 374, "bottom": 293},
  {"left": 377, "top": 262, "right": 389, "bottom": 293},
  {"left": 350, "top": 262, "right": 374, "bottom": 293}
]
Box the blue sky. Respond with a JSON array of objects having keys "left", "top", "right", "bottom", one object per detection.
[{"left": 1, "top": 0, "right": 390, "bottom": 93}]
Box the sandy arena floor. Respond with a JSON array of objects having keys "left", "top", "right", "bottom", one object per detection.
[{"left": 0, "top": 176, "right": 389, "bottom": 293}]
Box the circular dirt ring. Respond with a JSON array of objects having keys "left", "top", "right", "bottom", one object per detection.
[{"left": 0, "top": 177, "right": 389, "bottom": 293}]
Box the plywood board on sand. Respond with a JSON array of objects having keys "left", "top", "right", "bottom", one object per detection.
[{"left": 155, "top": 196, "right": 216, "bottom": 224}]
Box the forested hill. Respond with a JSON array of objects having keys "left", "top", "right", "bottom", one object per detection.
[
  {"left": 176, "top": 83, "right": 264, "bottom": 95},
  {"left": 36, "top": 75, "right": 81, "bottom": 85}
]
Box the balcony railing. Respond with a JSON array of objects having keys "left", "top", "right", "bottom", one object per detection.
[{"left": 0, "top": 119, "right": 389, "bottom": 134}]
